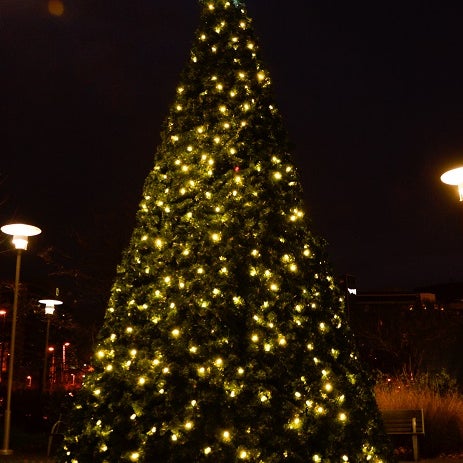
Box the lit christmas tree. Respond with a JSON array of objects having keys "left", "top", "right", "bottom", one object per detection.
[{"left": 61, "top": 1, "right": 393, "bottom": 462}]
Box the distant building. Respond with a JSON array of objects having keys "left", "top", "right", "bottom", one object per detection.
[{"left": 338, "top": 275, "right": 463, "bottom": 377}]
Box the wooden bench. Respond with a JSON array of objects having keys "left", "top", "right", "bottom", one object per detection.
[{"left": 381, "top": 409, "right": 425, "bottom": 461}]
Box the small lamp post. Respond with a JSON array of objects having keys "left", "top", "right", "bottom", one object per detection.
[
  {"left": 441, "top": 167, "right": 463, "bottom": 201},
  {"left": 39, "top": 299, "right": 62, "bottom": 392},
  {"left": 0, "top": 223, "right": 41, "bottom": 456}
]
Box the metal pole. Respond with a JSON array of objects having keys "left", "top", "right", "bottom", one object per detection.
[
  {"left": 0, "top": 250, "right": 22, "bottom": 455},
  {"left": 42, "top": 318, "right": 51, "bottom": 392}
]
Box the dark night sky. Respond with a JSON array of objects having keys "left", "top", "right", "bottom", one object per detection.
[{"left": 2, "top": 0, "right": 463, "bottom": 312}]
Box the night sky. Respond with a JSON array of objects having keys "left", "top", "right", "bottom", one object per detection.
[{"left": 2, "top": 0, "right": 463, "bottom": 315}]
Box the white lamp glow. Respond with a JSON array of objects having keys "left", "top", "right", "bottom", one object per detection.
[
  {"left": 39, "top": 299, "right": 63, "bottom": 316},
  {"left": 441, "top": 167, "right": 463, "bottom": 201},
  {"left": 1, "top": 223, "right": 42, "bottom": 250}
]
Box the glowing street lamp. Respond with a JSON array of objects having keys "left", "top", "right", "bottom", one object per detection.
[
  {"left": 0, "top": 223, "right": 41, "bottom": 456},
  {"left": 39, "top": 299, "right": 62, "bottom": 392},
  {"left": 441, "top": 167, "right": 463, "bottom": 201}
]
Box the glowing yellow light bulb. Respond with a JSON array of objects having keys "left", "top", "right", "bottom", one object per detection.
[
  {"left": 339, "top": 412, "right": 347, "bottom": 421},
  {"left": 292, "top": 417, "right": 301, "bottom": 427},
  {"left": 138, "top": 377, "right": 146, "bottom": 385},
  {"left": 251, "top": 334, "right": 259, "bottom": 342},
  {"left": 130, "top": 452, "right": 140, "bottom": 461},
  {"left": 204, "top": 447, "right": 212, "bottom": 455},
  {"left": 172, "top": 328, "right": 180, "bottom": 337},
  {"left": 223, "top": 430, "right": 231, "bottom": 441},
  {"left": 185, "top": 421, "right": 193, "bottom": 430}
]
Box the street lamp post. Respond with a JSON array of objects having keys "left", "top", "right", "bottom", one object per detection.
[
  {"left": 0, "top": 223, "right": 41, "bottom": 456},
  {"left": 441, "top": 167, "right": 463, "bottom": 201},
  {"left": 39, "top": 299, "right": 62, "bottom": 392}
]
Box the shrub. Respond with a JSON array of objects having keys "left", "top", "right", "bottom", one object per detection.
[{"left": 375, "top": 373, "right": 463, "bottom": 458}]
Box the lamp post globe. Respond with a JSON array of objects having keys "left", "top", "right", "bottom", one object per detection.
[
  {"left": 1, "top": 223, "right": 41, "bottom": 250},
  {"left": 0, "top": 223, "right": 41, "bottom": 455},
  {"left": 441, "top": 167, "right": 463, "bottom": 201}
]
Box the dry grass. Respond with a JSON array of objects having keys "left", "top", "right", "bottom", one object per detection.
[{"left": 375, "top": 379, "right": 463, "bottom": 458}]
